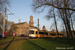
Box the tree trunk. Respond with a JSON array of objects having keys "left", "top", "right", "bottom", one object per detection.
[
  {"left": 63, "top": 19, "right": 70, "bottom": 43},
  {"left": 67, "top": 18, "right": 73, "bottom": 40},
  {"left": 64, "top": 0, "right": 73, "bottom": 41},
  {"left": 53, "top": 10, "right": 59, "bottom": 39},
  {"left": 71, "top": 18, "right": 74, "bottom": 38}
]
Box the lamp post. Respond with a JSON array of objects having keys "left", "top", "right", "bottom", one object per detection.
[{"left": 3, "top": 8, "right": 6, "bottom": 40}]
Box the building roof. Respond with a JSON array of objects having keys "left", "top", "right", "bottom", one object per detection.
[
  {"left": 15, "top": 22, "right": 26, "bottom": 25},
  {"left": 15, "top": 23, "right": 38, "bottom": 28},
  {"left": 29, "top": 26, "right": 38, "bottom": 28},
  {"left": 15, "top": 22, "right": 38, "bottom": 29}
]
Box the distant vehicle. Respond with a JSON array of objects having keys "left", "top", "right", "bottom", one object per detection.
[
  {"left": 58, "top": 33, "right": 64, "bottom": 38},
  {"left": 29, "top": 29, "right": 48, "bottom": 38},
  {"left": 20, "top": 34, "right": 27, "bottom": 37},
  {"left": 29, "top": 29, "right": 64, "bottom": 38},
  {"left": 47, "top": 32, "right": 58, "bottom": 38}
]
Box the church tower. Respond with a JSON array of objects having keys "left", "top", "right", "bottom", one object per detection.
[
  {"left": 29, "top": 16, "right": 34, "bottom": 26},
  {"left": 19, "top": 19, "right": 21, "bottom": 23}
]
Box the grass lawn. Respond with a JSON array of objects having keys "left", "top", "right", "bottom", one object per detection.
[
  {"left": 0, "top": 37, "right": 21, "bottom": 44},
  {"left": 22, "top": 38, "right": 75, "bottom": 50},
  {"left": 0, "top": 38, "right": 75, "bottom": 50}
]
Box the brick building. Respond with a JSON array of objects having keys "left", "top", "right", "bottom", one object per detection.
[{"left": 15, "top": 16, "right": 38, "bottom": 36}]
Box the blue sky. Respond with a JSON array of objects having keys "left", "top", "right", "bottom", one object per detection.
[{"left": 7, "top": 0, "right": 65, "bottom": 31}]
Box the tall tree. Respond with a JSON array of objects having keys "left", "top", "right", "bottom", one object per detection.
[
  {"left": 0, "top": 13, "right": 3, "bottom": 24},
  {"left": 0, "top": 13, "right": 10, "bottom": 30},
  {"left": 32, "top": 0, "right": 75, "bottom": 12},
  {"left": 45, "top": 8, "right": 59, "bottom": 39},
  {"left": 32, "top": 0, "right": 75, "bottom": 42}
]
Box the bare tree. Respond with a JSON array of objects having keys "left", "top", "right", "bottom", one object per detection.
[
  {"left": 45, "top": 8, "right": 59, "bottom": 39},
  {"left": 32, "top": 0, "right": 75, "bottom": 42},
  {"left": 32, "top": 0, "right": 75, "bottom": 12},
  {"left": 0, "top": 0, "right": 10, "bottom": 12},
  {"left": 0, "top": 13, "right": 3, "bottom": 24},
  {"left": 56, "top": 0, "right": 74, "bottom": 42}
]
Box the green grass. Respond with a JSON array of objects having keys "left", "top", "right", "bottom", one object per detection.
[
  {"left": 6, "top": 40, "right": 23, "bottom": 50},
  {"left": 0, "top": 37, "right": 21, "bottom": 44},
  {"left": 0, "top": 37, "right": 13, "bottom": 44},
  {"left": 22, "top": 38, "right": 75, "bottom": 50},
  {"left": 0, "top": 38, "right": 75, "bottom": 50}
]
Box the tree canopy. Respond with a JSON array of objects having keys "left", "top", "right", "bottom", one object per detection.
[
  {"left": 32, "top": 0, "right": 75, "bottom": 12},
  {"left": 32, "top": 0, "right": 75, "bottom": 42},
  {"left": 0, "top": 0, "right": 10, "bottom": 11}
]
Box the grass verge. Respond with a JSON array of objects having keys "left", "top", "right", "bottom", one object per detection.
[{"left": 0, "top": 38, "right": 75, "bottom": 50}]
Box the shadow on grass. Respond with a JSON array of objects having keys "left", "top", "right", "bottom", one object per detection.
[
  {"left": 3, "top": 37, "right": 14, "bottom": 50},
  {"left": 26, "top": 39, "right": 45, "bottom": 50},
  {"left": 0, "top": 37, "right": 7, "bottom": 40},
  {"left": 44, "top": 38, "right": 75, "bottom": 47}
]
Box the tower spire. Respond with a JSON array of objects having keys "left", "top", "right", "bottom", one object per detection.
[
  {"left": 19, "top": 19, "right": 21, "bottom": 23},
  {"left": 29, "top": 16, "right": 34, "bottom": 26}
]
